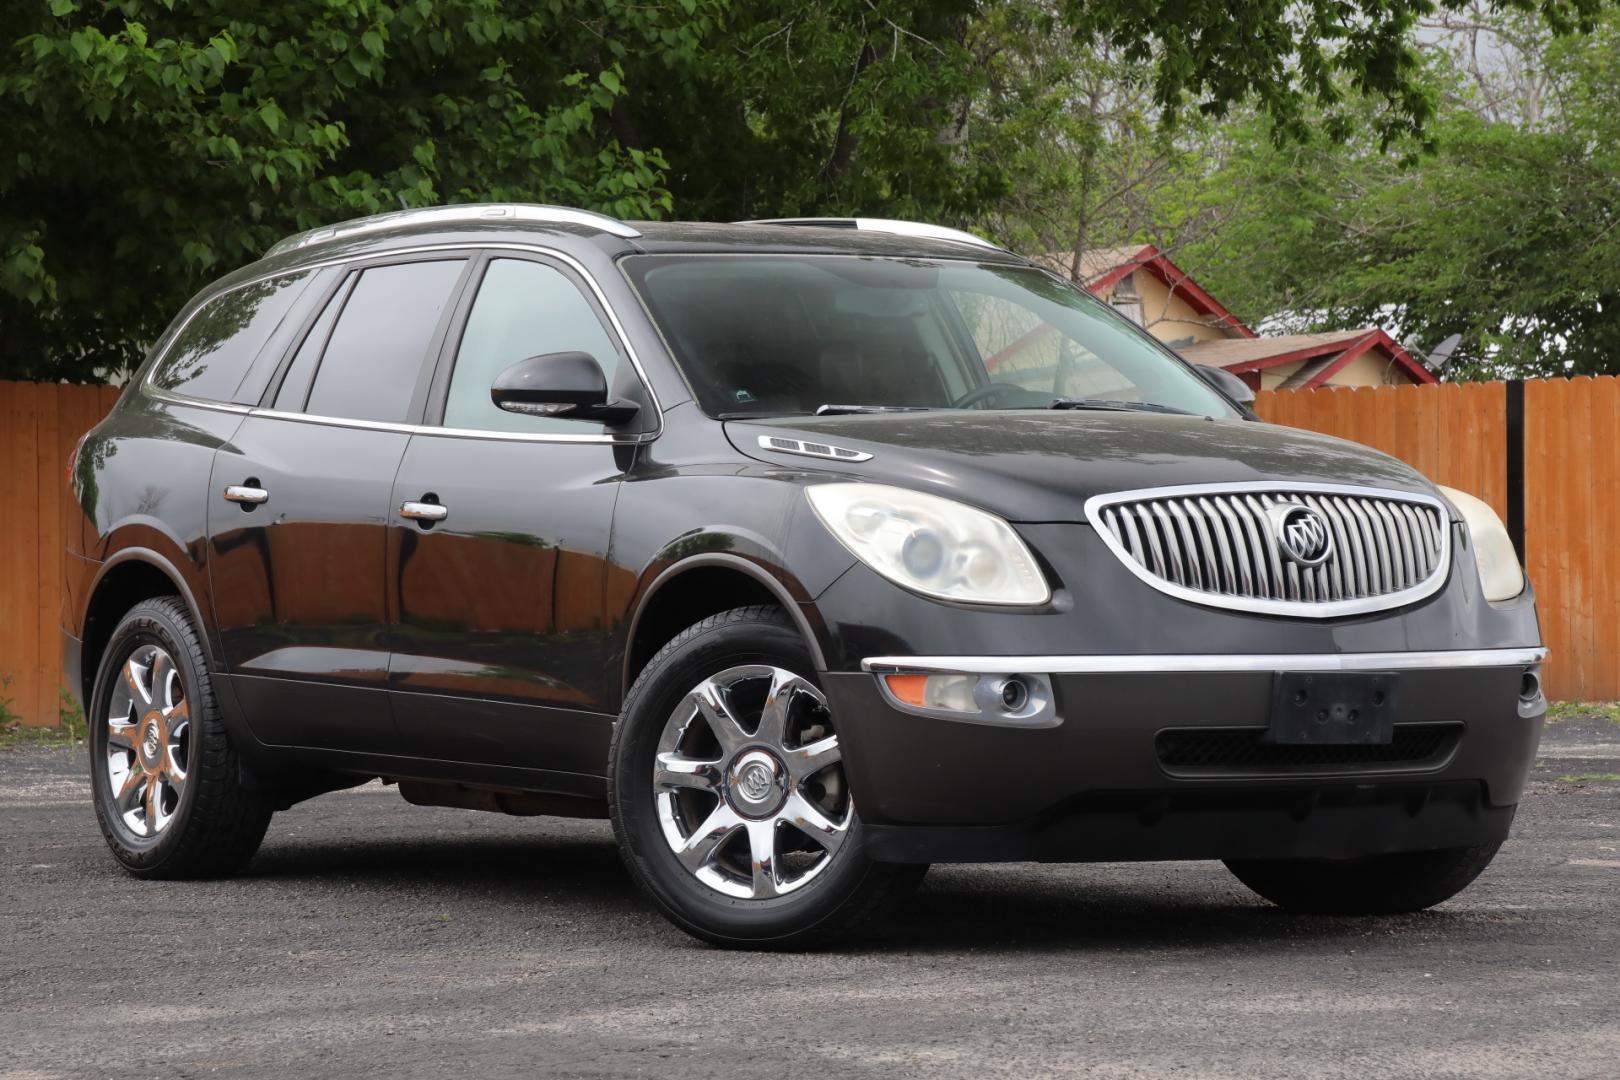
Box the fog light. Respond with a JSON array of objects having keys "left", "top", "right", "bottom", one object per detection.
[
  {"left": 879, "top": 672, "right": 1058, "bottom": 727},
  {"left": 1520, "top": 667, "right": 1542, "bottom": 704}
]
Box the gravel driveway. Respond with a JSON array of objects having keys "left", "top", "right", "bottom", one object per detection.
[{"left": 3, "top": 716, "right": 1617, "bottom": 1080}]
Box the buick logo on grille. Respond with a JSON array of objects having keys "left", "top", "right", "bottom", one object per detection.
[{"left": 1272, "top": 504, "right": 1333, "bottom": 566}]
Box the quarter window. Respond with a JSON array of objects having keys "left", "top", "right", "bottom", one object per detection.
[
  {"left": 152, "top": 271, "right": 312, "bottom": 402},
  {"left": 443, "top": 259, "right": 621, "bottom": 433},
  {"left": 302, "top": 260, "right": 467, "bottom": 423}
]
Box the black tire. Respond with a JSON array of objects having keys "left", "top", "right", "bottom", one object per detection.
[
  {"left": 609, "top": 605, "right": 924, "bottom": 949},
  {"left": 88, "top": 596, "right": 273, "bottom": 878},
  {"left": 1224, "top": 842, "right": 1502, "bottom": 915}
]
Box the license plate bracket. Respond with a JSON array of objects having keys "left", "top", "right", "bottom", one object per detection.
[{"left": 1268, "top": 672, "right": 1399, "bottom": 745}]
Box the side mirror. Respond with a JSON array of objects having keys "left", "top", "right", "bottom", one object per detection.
[
  {"left": 1194, "top": 364, "right": 1258, "bottom": 414},
  {"left": 490, "top": 352, "right": 639, "bottom": 425}
]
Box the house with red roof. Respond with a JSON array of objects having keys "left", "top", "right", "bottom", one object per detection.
[{"left": 1043, "top": 245, "right": 1438, "bottom": 391}]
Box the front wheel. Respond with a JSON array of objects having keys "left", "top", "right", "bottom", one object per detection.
[
  {"left": 1224, "top": 843, "right": 1503, "bottom": 915},
  {"left": 608, "top": 606, "right": 924, "bottom": 948}
]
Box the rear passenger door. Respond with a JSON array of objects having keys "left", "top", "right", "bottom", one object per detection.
[
  {"left": 385, "top": 253, "right": 649, "bottom": 777},
  {"left": 209, "top": 255, "right": 474, "bottom": 753}
]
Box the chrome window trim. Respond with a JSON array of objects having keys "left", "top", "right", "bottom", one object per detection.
[
  {"left": 140, "top": 241, "right": 663, "bottom": 445},
  {"left": 862, "top": 647, "right": 1548, "bottom": 676},
  {"left": 1083, "top": 481, "right": 1454, "bottom": 619}
]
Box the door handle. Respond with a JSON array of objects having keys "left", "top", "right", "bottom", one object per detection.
[
  {"left": 400, "top": 500, "right": 449, "bottom": 523},
  {"left": 223, "top": 484, "right": 269, "bottom": 505}
]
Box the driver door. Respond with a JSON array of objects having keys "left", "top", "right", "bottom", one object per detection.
[{"left": 385, "top": 253, "right": 646, "bottom": 777}]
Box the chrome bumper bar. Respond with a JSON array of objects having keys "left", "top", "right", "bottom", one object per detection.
[{"left": 861, "top": 647, "right": 1548, "bottom": 676}]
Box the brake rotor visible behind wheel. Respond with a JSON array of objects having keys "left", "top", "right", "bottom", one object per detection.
[
  {"left": 89, "top": 597, "right": 273, "bottom": 878},
  {"left": 609, "top": 606, "right": 924, "bottom": 948}
]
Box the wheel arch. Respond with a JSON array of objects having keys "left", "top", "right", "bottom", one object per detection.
[
  {"left": 80, "top": 548, "right": 211, "bottom": 707},
  {"left": 622, "top": 553, "right": 829, "bottom": 696}
]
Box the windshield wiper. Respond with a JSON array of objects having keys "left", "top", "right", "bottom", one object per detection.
[
  {"left": 1046, "top": 397, "right": 1198, "bottom": 417},
  {"left": 813, "top": 404, "right": 937, "bottom": 416}
]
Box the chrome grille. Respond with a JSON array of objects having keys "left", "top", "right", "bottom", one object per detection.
[{"left": 1085, "top": 484, "right": 1451, "bottom": 618}]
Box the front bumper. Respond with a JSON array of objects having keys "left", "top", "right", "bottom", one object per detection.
[{"left": 823, "top": 648, "right": 1546, "bottom": 864}]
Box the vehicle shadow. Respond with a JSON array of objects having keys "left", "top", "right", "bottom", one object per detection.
[{"left": 240, "top": 822, "right": 1473, "bottom": 955}]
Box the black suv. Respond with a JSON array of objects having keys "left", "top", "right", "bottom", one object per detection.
[{"left": 64, "top": 205, "right": 1546, "bottom": 947}]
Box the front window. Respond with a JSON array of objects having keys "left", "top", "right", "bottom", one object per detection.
[{"left": 621, "top": 255, "right": 1236, "bottom": 419}]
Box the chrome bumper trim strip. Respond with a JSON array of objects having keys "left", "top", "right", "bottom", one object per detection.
[{"left": 861, "top": 647, "right": 1548, "bottom": 676}]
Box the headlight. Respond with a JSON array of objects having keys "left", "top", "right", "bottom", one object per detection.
[
  {"left": 805, "top": 483, "right": 1050, "bottom": 605},
  {"left": 1437, "top": 485, "right": 1525, "bottom": 602}
]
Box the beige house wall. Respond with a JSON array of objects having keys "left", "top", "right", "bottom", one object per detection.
[
  {"left": 1254, "top": 349, "right": 1415, "bottom": 391},
  {"left": 1097, "top": 271, "right": 1233, "bottom": 346}
]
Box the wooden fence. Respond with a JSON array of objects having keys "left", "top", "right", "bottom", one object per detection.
[
  {"left": 1, "top": 381, "right": 123, "bottom": 728},
  {"left": 1258, "top": 377, "right": 1619, "bottom": 702},
  {"left": 1, "top": 376, "right": 1615, "bottom": 726}
]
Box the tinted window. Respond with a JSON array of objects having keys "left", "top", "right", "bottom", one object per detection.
[
  {"left": 152, "top": 272, "right": 312, "bottom": 402},
  {"left": 303, "top": 260, "right": 466, "bottom": 423},
  {"left": 443, "top": 259, "right": 622, "bottom": 433},
  {"left": 273, "top": 276, "right": 353, "bottom": 412},
  {"left": 623, "top": 255, "right": 1236, "bottom": 419}
]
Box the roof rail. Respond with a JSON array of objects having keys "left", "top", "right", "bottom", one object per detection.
[
  {"left": 735, "top": 216, "right": 1000, "bottom": 251},
  {"left": 265, "top": 203, "right": 641, "bottom": 257}
]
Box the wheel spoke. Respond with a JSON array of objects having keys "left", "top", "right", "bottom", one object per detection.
[
  {"left": 106, "top": 717, "right": 138, "bottom": 750},
  {"left": 746, "top": 819, "right": 781, "bottom": 899},
  {"left": 785, "top": 734, "right": 841, "bottom": 780},
  {"left": 677, "top": 803, "right": 742, "bottom": 873},
  {"left": 690, "top": 680, "right": 748, "bottom": 756},
  {"left": 781, "top": 791, "right": 848, "bottom": 855},
  {"left": 122, "top": 658, "right": 151, "bottom": 708},
  {"left": 754, "top": 669, "right": 800, "bottom": 748},
  {"left": 142, "top": 774, "right": 159, "bottom": 828},
  {"left": 654, "top": 751, "right": 721, "bottom": 793},
  {"left": 115, "top": 767, "right": 145, "bottom": 811},
  {"left": 149, "top": 651, "right": 174, "bottom": 707}
]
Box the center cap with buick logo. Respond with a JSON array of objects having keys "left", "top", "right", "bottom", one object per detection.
[
  {"left": 1269, "top": 503, "right": 1334, "bottom": 567},
  {"left": 727, "top": 750, "right": 787, "bottom": 816}
]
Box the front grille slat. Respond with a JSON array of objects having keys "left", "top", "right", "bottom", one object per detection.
[{"left": 1091, "top": 485, "right": 1449, "bottom": 617}]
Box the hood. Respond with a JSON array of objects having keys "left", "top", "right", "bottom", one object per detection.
[{"left": 728, "top": 411, "right": 1438, "bottom": 522}]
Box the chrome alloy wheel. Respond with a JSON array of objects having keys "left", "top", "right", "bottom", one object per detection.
[
  {"left": 104, "top": 644, "right": 190, "bottom": 838},
  {"left": 654, "top": 665, "right": 851, "bottom": 900}
]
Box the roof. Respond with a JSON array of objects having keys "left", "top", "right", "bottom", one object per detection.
[
  {"left": 1178, "top": 329, "right": 1438, "bottom": 387},
  {"left": 1039, "top": 244, "right": 1257, "bottom": 339}
]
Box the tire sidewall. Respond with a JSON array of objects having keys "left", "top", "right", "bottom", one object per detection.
[
  {"left": 610, "top": 612, "right": 881, "bottom": 945},
  {"left": 89, "top": 602, "right": 207, "bottom": 869}
]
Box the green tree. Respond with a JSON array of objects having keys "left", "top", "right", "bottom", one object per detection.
[
  {"left": 4, "top": 0, "right": 1614, "bottom": 382},
  {"left": 1163, "top": 11, "right": 1620, "bottom": 377},
  {"left": 0, "top": 0, "right": 717, "bottom": 381}
]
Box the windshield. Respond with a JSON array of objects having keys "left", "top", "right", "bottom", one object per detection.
[{"left": 621, "top": 254, "right": 1238, "bottom": 420}]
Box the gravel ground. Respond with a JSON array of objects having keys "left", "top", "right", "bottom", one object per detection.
[{"left": 2, "top": 716, "right": 1617, "bottom": 1080}]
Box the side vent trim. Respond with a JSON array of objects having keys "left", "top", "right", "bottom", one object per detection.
[{"left": 755, "top": 435, "right": 873, "bottom": 463}]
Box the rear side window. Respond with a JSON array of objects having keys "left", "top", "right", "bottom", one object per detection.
[
  {"left": 151, "top": 271, "right": 312, "bottom": 402},
  {"left": 303, "top": 260, "right": 466, "bottom": 423},
  {"left": 442, "top": 259, "right": 622, "bottom": 433}
]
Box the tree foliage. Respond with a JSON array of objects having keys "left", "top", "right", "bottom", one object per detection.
[
  {"left": 1166, "top": 10, "right": 1620, "bottom": 377},
  {"left": 0, "top": 0, "right": 714, "bottom": 380},
  {"left": 2, "top": 0, "right": 1615, "bottom": 380}
]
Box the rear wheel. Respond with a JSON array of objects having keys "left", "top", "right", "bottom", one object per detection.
[
  {"left": 89, "top": 597, "right": 272, "bottom": 878},
  {"left": 1224, "top": 843, "right": 1502, "bottom": 915},
  {"left": 609, "top": 606, "right": 924, "bottom": 948}
]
